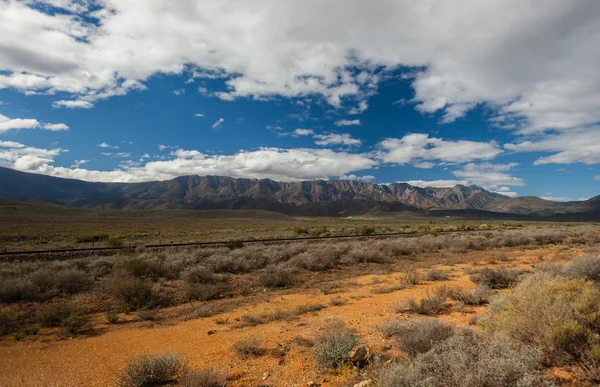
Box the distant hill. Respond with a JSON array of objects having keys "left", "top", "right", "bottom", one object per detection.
[{"left": 0, "top": 166, "right": 598, "bottom": 218}]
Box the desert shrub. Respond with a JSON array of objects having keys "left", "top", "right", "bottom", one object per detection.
[
  {"left": 482, "top": 272, "right": 600, "bottom": 365},
  {"left": 232, "top": 338, "right": 264, "bottom": 358},
  {"left": 182, "top": 265, "right": 216, "bottom": 284},
  {"left": 449, "top": 284, "right": 491, "bottom": 305},
  {"left": 105, "top": 236, "right": 123, "bottom": 247},
  {"left": 116, "top": 352, "right": 188, "bottom": 387},
  {"left": 469, "top": 268, "right": 520, "bottom": 289},
  {"left": 330, "top": 295, "right": 345, "bottom": 306},
  {"left": 358, "top": 226, "right": 376, "bottom": 235},
  {"left": 0, "top": 278, "right": 41, "bottom": 302},
  {"left": 61, "top": 313, "right": 91, "bottom": 336},
  {"left": 117, "top": 258, "right": 166, "bottom": 280},
  {"left": 405, "top": 294, "right": 447, "bottom": 315},
  {"left": 564, "top": 255, "right": 600, "bottom": 283},
  {"left": 314, "top": 318, "right": 358, "bottom": 370},
  {"left": 259, "top": 265, "right": 294, "bottom": 288},
  {"left": 37, "top": 300, "right": 76, "bottom": 327},
  {"left": 377, "top": 329, "right": 546, "bottom": 387},
  {"left": 185, "top": 282, "right": 230, "bottom": 302},
  {"left": 105, "top": 272, "right": 161, "bottom": 310},
  {"left": 399, "top": 272, "right": 420, "bottom": 286},
  {"left": 75, "top": 234, "right": 109, "bottom": 243},
  {"left": 424, "top": 269, "right": 450, "bottom": 281},
  {"left": 390, "top": 319, "right": 456, "bottom": 356},
  {"left": 380, "top": 319, "right": 404, "bottom": 338},
  {"left": 295, "top": 303, "right": 326, "bottom": 315},
  {"left": 52, "top": 269, "right": 93, "bottom": 294},
  {"left": 106, "top": 310, "right": 120, "bottom": 324},
  {"left": 289, "top": 249, "right": 339, "bottom": 271},
  {"left": 0, "top": 308, "right": 16, "bottom": 335},
  {"left": 178, "top": 367, "right": 227, "bottom": 387},
  {"left": 137, "top": 308, "right": 160, "bottom": 321}
]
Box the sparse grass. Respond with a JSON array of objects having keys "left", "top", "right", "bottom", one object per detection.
[
  {"left": 377, "top": 329, "right": 546, "bottom": 387},
  {"left": 116, "top": 352, "right": 188, "bottom": 387},
  {"left": 564, "top": 255, "right": 600, "bottom": 283},
  {"left": 330, "top": 295, "right": 346, "bottom": 306},
  {"left": 399, "top": 271, "right": 420, "bottom": 286},
  {"left": 469, "top": 268, "right": 520, "bottom": 289},
  {"left": 403, "top": 294, "right": 447, "bottom": 315},
  {"left": 423, "top": 269, "right": 450, "bottom": 281},
  {"left": 232, "top": 338, "right": 265, "bottom": 358},
  {"left": 314, "top": 318, "right": 358, "bottom": 370},
  {"left": 234, "top": 303, "right": 326, "bottom": 328},
  {"left": 449, "top": 284, "right": 491, "bottom": 305},
  {"left": 389, "top": 318, "right": 456, "bottom": 356},
  {"left": 178, "top": 367, "right": 227, "bottom": 387}
]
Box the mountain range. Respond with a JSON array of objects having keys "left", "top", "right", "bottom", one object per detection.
[{"left": 1, "top": 166, "right": 598, "bottom": 218}]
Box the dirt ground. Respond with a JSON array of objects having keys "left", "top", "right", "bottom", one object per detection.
[{"left": 0, "top": 247, "right": 577, "bottom": 386}]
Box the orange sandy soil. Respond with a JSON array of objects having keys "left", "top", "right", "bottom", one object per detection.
[{"left": 0, "top": 247, "right": 580, "bottom": 386}]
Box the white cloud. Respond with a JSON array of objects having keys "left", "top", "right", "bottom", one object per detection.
[
  {"left": 377, "top": 133, "right": 502, "bottom": 165},
  {"left": 194, "top": 113, "right": 204, "bottom": 117},
  {"left": 414, "top": 161, "right": 435, "bottom": 169},
  {"left": 1, "top": 0, "right": 596, "bottom": 135},
  {"left": 334, "top": 119, "right": 360, "bottom": 127},
  {"left": 0, "top": 114, "right": 68, "bottom": 133},
  {"left": 293, "top": 128, "right": 314, "bottom": 137},
  {"left": 541, "top": 196, "right": 572, "bottom": 202},
  {"left": 172, "top": 89, "right": 185, "bottom": 95},
  {"left": 505, "top": 126, "right": 600, "bottom": 165},
  {"left": 402, "top": 179, "right": 469, "bottom": 188},
  {"left": 212, "top": 118, "right": 224, "bottom": 129},
  {"left": 0, "top": 114, "right": 39, "bottom": 132},
  {"left": 349, "top": 101, "right": 368, "bottom": 115},
  {"left": 313, "top": 133, "right": 361, "bottom": 147},
  {"left": 71, "top": 159, "right": 89, "bottom": 168},
  {"left": 3, "top": 140, "right": 378, "bottom": 183},
  {"left": 52, "top": 100, "right": 93, "bottom": 109},
  {"left": 98, "top": 142, "right": 119, "bottom": 149},
  {"left": 340, "top": 174, "right": 375, "bottom": 182},
  {"left": 42, "top": 123, "right": 69, "bottom": 131},
  {"left": 452, "top": 163, "right": 525, "bottom": 191}
]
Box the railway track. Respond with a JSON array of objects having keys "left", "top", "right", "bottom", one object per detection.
[{"left": 0, "top": 228, "right": 485, "bottom": 261}]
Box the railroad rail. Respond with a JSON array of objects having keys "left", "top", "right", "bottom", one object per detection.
[{"left": 0, "top": 228, "right": 489, "bottom": 261}]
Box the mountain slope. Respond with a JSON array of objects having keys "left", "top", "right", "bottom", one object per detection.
[{"left": 0, "top": 166, "right": 598, "bottom": 217}]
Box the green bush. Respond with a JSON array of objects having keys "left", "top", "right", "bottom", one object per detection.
[
  {"left": 37, "top": 300, "right": 76, "bottom": 327},
  {"left": 377, "top": 329, "right": 546, "bottom": 387},
  {"left": 481, "top": 272, "right": 600, "bottom": 365},
  {"left": 405, "top": 294, "right": 447, "bottom": 315},
  {"left": 116, "top": 352, "right": 188, "bottom": 387},
  {"left": 314, "top": 318, "right": 358, "bottom": 370},
  {"left": 0, "top": 308, "right": 16, "bottom": 336},
  {"left": 105, "top": 236, "right": 123, "bottom": 247},
  {"left": 105, "top": 272, "right": 161, "bottom": 310}
]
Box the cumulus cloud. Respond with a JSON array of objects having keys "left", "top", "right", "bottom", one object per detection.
[
  {"left": 377, "top": 133, "right": 502, "bottom": 165},
  {"left": 334, "top": 119, "right": 361, "bottom": 126},
  {"left": 2, "top": 0, "right": 597, "bottom": 139},
  {"left": 212, "top": 118, "right": 224, "bottom": 129},
  {"left": 401, "top": 179, "right": 469, "bottom": 188},
  {"left": 2, "top": 139, "right": 377, "bottom": 183},
  {"left": 194, "top": 113, "right": 204, "bottom": 117},
  {"left": 293, "top": 128, "right": 314, "bottom": 136},
  {"left": 42, "top": 123, "right": 69, "bottom": 131},
  {"left": 452, "top": 163, "right": 525, "bottom": 191},
  {"left": 52, "top": 100, "right": 93, "bottom": 109},
  {"left": 71, "top": 159, "right": 89, "bottom": 168},
  {"left": 98, "top": 142, "right": 119, "bottom": 149},
  {"left": 339, "top": 174, "right": 375, "bottom": 182},
  {"left": 313, "top": 133, "right": 361, "bottom": 147},
  {"left": 0, "top": 114, "right": 68, "bottom": 133},
  {"left": 505, "top": 126, "right": 600, "bottom": 165}
]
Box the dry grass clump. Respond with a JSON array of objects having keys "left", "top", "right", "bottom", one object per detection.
[
  {"left": 234, "top": 303, "right": 326, "bottom": 328},
  {"left": 449, "top": 284, "right": 491, "bottom": 305},
  {"left": 377, "top": 329, "right": 546, "bottom": 387},
  {"left": 116, "top": 352, "right": 188, "bottom": 387},
  {"left": 36, "top": 300, "right": 90, "bottom": 335},
  {"left": 385, "top": 318, "right": 456, "bottom": 356},
  {"left": 469, "top": 268, "right": 520, "bottom": 289},
  {"left": 178, "top": 366, "right": 227, "bottom": 387},
  {"left": 232, "top": 338, "right": 265, "bottom": 358},
  {"left": 564, "top": 255, "right": 600, "bottom": 283},
  {"left": 481, "top": 271, "right": 600, "bottom": 373},
  {"left": 399, "top": 271, "right": 420, "bottom": 286},
  {"left": 423, "top": 269, "right": 451, "bottom": 281},
  {"left": 314, "top": 318, "right": 358, "bottom": 370},
  {"left": 330, "top": 295, "right": 346, "bottom": 306},
  {"left": 259, "top": 265, "right": 295, "bottom": 288},
  {"left": 104, "top": 272, "right": 162, "bottom": 310},
  {"left": 402, "top": 294, "right": 447, "bottom": 315}
]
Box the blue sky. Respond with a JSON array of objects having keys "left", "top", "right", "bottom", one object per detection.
[{"left": 0, "top": 1, "right": 599, "bottom": 201}]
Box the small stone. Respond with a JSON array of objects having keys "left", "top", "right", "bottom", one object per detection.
[
  {"left": 307, "top": 381, "right": 318, "bottom": 387},
  {"left": 353, "top": 380, "right": 372, "bottom": 387},
  {"left": 262, "top": 372, "right": 270, "bottom": 380}
]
